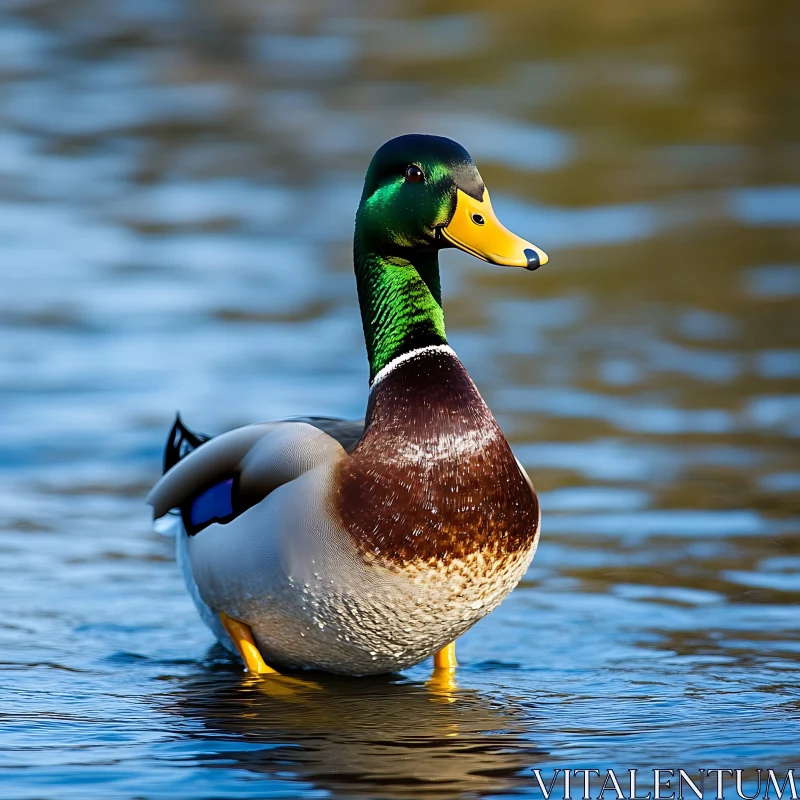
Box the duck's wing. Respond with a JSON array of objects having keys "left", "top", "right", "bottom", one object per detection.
[
  {"left": 147, "top": 418, "right": 351, "bottom": 534},
  {"left": 290, "top": 416, "right": 365, "bottom": 452}
]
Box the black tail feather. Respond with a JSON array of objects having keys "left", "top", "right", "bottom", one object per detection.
[{"left": 163, "top": 413, "right": 211, "bottom": 474}]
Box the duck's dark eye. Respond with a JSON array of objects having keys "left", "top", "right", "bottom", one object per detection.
[{"left": 405, "top": 164, "right": 425, "bottom": 183}]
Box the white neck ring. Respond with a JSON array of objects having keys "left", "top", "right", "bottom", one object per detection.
[{"left": 370, "top": 344, "right": 456, "bottom": 389}]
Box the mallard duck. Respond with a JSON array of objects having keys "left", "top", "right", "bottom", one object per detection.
[{"left": 148, "top": 134, "right": 548, "bottom": 677}]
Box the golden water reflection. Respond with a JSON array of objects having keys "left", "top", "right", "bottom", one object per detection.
[{"left": 168, "top": 670, "right": 544, "bottom": 799}]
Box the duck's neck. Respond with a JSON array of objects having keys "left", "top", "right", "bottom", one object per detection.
[{"left": 353, "top": 244, "right": 448, "bottom": 383}]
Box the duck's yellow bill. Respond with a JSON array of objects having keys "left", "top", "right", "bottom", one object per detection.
[{"left": 441, "top": 189, "right": 548, "bottom": 271}]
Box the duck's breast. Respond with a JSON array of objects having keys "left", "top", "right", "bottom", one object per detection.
[{"left": 334, "top": 347, "right": 540, "bottom": 569}]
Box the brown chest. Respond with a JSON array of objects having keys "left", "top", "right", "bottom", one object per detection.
[{"left": 333, "top": 349, "right": 539, "bottom": 566}]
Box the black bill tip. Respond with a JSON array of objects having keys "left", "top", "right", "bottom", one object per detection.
[{"left": 524, "top": 248, "right": 541, "bottom": 271}]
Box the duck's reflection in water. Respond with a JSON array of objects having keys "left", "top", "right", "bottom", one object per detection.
[{"left": 166, "top": 657, "right": 545, "bottom": 799}]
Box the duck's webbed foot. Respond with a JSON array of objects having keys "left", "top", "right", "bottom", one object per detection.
[{"left": 219, "top": 611, "right": 279, "bottom": 675}]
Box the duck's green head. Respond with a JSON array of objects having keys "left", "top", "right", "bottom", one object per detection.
[
  {"left": 356, "top": 134, "right": 548, "bottom": 270},
  {"left": 355, "top": 134, "right": 549, "bottom": 381}
]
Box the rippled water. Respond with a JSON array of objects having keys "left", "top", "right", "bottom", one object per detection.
[{"left": 1, "top": 1, "right": 799, "bottom": 798}]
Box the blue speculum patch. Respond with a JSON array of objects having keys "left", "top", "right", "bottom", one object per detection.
[{"left": 190, "top": 478, "right": 234, "bottom": 528}]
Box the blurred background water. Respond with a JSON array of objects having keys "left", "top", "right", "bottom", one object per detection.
[{"left": 1, "top": 0, "right": 799, "bottom": 798}]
